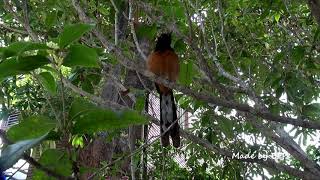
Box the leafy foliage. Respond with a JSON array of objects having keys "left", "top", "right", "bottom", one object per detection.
[
  {"left": 63, "top": 44, "right": 99, "bottom": 68},
  {"left": 70, "top": 98, "right": 147, "bottom": 134},
  {"left": 7, "top": 115, "right": 56, "bottom": 142},
  {"left": 0, "top": 133, "right": 49, "bottom": 172},
  {"left": 32, "top": 149, "right": 73, "bottom": 180},
  {"left": 0, "top": 41, "right": 50, "bottom": 58},
  {"left": 0, "top": 0, "right": 319, "bottom": 179},
  {"left": 38, "top": 72, "right": 57, "bottom": 95},
  {"left": 58, "top": 23, "right": 94, "bottom": 48},
  {"left": 0, "top": 55, "right": 50, "bottom": 82}
]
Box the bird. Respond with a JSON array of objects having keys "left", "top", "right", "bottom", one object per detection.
[{"left": 147, "top": 33, "right": 180, "bottom": 148}]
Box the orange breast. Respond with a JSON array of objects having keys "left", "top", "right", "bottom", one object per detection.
[{"left": 147, "top": 50, "right": 179, "bottom": 94}]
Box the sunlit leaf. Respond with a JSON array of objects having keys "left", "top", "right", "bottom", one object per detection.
[
  {"left": 0, "top": 55, "right": 50, "bottom": 82},
  {"left": 58, "top": 23, "right": 94, "bottom": 48},
  {"left": 69, "top": 98, "right": 147, "bottom": 134},
  {"left": 38, "top": 72, "right": 57, "bottom": 95},
  {"left": 63, "top": 44, "right": 99, "bottom": 67},
  {"left": 7, "top": 115, "right": 56, "bottom": 142},
  {"left": 2, "top": 42, "right": 50, "bottom": 58},
  {"left": 274, "top": 13, "right": 281, "bottom": 22},
  {"left": 179, "top": 61, "right": 193, "bottom": 86}
]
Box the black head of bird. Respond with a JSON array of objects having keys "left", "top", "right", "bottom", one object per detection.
[{"left": 155, "top": 33, "right": 172, "bottom": 51}]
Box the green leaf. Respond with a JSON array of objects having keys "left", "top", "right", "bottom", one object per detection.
[
  {"left": 16, "top": 55, "right": 50, "bottom": 71},
  {"left": 174, "top": 39, "right": 186, "bottom": 53},
  {"left": 0, "top": 55, "right": 50, "bottom": 82},
  {"left": 69, "top": 98, "right": 147, "bottom": 134},
  {"left": 302, "top": 103, "right": 320, "bottom": 120},
  {"left": 63, "top": 44, "right": 99, "bottom": 67},
  {"left": 274, "top": 13, "right": 281, "bottom": 22},
  {"left": 0, "top": 133, "right": 49, "bottom": 172},
  {"left": 162, "top": 2, "right": 185, "bottom": 20},
  {"left": 274, "top": 52, "right": 285, "bottom": 64},
  {"left": 218, "top": 117, "right": 234, "bottom": 139},
  {"left": 2, "top": 42, "right": 50, "bottom": 58},
  {"left": 81, "top": 79, "right": 94, "bottom": 94},
  {"left": 45, "top": 11, "right": 57, "bottom": 28},
  {"left": 58, "top": 23, "right": 94, "bottom": 48},
  {"left": 69, "top": 98, "right": 97, "bottom": 119},
  {"left": 98, "top": 6, "right": 110, "bottom": 16},
  {"left": 38, "top": 72, "right": 57, "bottom": 95},
  {"left": 40, "top": 66, "right": 59, "bottom": 75},
  {"left": 193, "top": 100, "right": 205, "bottom": 112},
  {"left": 179, "top": 61, "right": 193, "bottom": 86},
  {"left": 7, "top": 115, "right": 56, "bottom": 142},
  {"left": 270, "top": 103, "right": 281, "bottom": 114},
  {"left": 46, "top": 130, "right": 61, "bottom": 141},
  {"left": 71, "top": 135, "right": 84, "bottom": 148},
  {"left": 264, "top": 71, "right": 281, "bottom": 87},
  {"left": 32, "top": 149, "right": 72, "bottom": 180},
  {"left": 73, "top": 109, "right": 147, "bottom": 134},
  {"left": 241, "top": 57, "right": 254, "bottom": 68},
  {"left": 136, "top": 24, "right": 157, "bottom": 41},
  {"left": 291, "top": 46, "right": 305, "bottom": 65},
  {"left": 134, "top": 95, "right": 146, "bottom": 112}
]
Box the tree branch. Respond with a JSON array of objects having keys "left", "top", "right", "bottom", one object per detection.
[
  {"left": 22, "top": 155, "right": 74, "bottom": 180},
  {"left": 0, "top": 23, "right": 28, "bottom": 35},
  {"left": 61, "top": 77, "right": 123, "bottom": 110},
  {"left": 128, "top": 0, "right": 147, "bottom": 61},
  {"left": 4, "top": 0, "right": 320, "bottom": 177},
  {"left": 67, "top": 1, "right": 320, "bottom": 178},
  {"left": 134, "top": 66, "right": 320, "bottom": 130},
  {"left": 3, "top": 0, "right": 39, "bottom": 41},
  {"left": 180, "top": 129, "right": 319, "bottom": 180},
  {"left": 61, "top": 75, "right": 317, "bottom": 179},
  {"left": 244, "top": 114, "right": 320, "bottom": 176},
  {"left": 71, "top": 0, "right": 320, "bottom": 131}
]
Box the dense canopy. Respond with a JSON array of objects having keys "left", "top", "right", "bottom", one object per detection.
[{"left": 0, "top": 0, "right": 320, "bottom": 179}]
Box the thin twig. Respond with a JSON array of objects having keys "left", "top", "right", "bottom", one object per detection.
[
  {"left": 180, "top": 129, "right": 318, "bottom": 180},
  {"left": 128, "top": 0, "right": 147, "bottom": 60},
  {"left": 3, "top": 0, "right": 39, "bottom": 41},
  {"left": 62, "top": 68, "right": 319, "bottom": 179},
  {"left": 0, "top": 23, "right": 28, "bottom": 35},
  {"left": 7, "top": 161, "right": 28, "bottom": 179},
  {"left": 216, "top": 0, "right": 239, "bottom": 76},
  {"left": 102, "top": 62, "right": 136, "bottom": 103},
  {"left": 68, "top": 2, "right": 320, "bottom": 178},
  {"left": 71, "top": 0, "right": 320, "bottom": 130},
  {"left": 135, "top": 71, "right": 155, "bottom": 95},
  {"left": 62, "top": 77, "right": 123, "bottom": 110}
]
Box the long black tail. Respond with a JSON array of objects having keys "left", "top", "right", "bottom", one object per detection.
[{"left": 157, "top": 87, "right": 180, "bottom": 148}]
